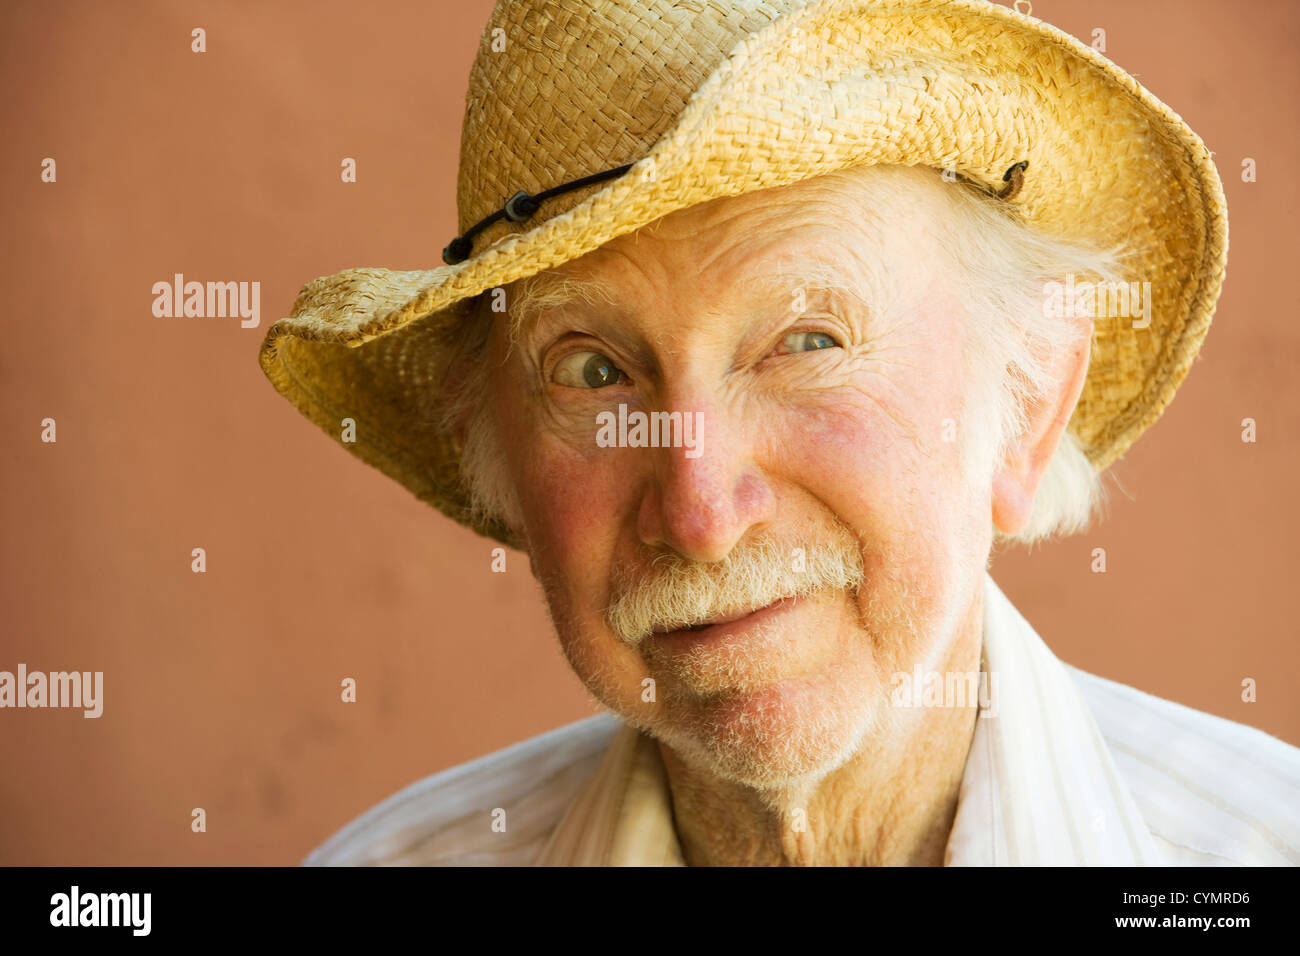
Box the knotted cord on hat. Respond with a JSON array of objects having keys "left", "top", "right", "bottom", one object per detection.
[
  {"left": 443, "top": 163, "right": 634, "bottom": 265},
  {"left": 996, "top": 160, "right": 1029, "bottom": 201}
]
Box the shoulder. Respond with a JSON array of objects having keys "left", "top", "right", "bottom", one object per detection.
[
  {"left": 303, "top": 712, "right": 623, "bottom": 866},
  {"left": 1066, "top": 665, "right": 1300, "bottom": 866}
]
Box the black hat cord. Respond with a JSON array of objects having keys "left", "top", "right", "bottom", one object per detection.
[
  {"left": 442, "top": 162, "right": 634, "bottom": 265},
  {"left": 442, "top": 160, "right": 1027, "bottom": 266}
]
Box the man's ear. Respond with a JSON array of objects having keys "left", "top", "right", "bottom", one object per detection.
[
  {"left": 991, "top": 319, "right": 1092, "bottom": 536},
  {"left": 438, "top": 294, "right": 492, "bottom": 454},
  {"left": 439, "top": 357, "right": 474, "bottom": 453}
]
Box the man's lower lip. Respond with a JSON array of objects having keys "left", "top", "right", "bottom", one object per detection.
[{"left": 653, "top": 596, "right": 797, "bottom": 644}]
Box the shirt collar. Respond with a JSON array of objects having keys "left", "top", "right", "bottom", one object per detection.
[{"left": 536, "top": 572, "right": 1161, "bottom": 865}]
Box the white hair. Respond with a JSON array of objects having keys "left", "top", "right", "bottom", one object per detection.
[{"left": 441, "top": 165, "right": 1128, "bottom": 546}]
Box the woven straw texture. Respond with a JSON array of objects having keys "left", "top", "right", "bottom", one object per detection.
[{"left": 259, "top": 0, "right": 1228, "bottom": 548}]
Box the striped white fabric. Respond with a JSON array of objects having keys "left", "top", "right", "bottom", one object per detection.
[{"left": 304, "top": 573, "right": 1300, "bottom": 866}]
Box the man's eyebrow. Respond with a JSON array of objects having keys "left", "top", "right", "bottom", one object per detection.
[
  {"left": 741, "top": 260, "right": 869, "bottom": 306},
  {"left": 506, "top": 269, "right": 622, "bottom": 342},
  {"left": 735, "top": 259, "right": 879, "bottom": 326}
]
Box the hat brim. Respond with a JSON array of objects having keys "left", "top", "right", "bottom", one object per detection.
[{"left": 259, "top": 0, "right": 1227, "bottom": 548}]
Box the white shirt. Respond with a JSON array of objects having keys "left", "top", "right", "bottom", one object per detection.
[{"left": 304, "top": 574, "right": 1300, "bottom": 866}]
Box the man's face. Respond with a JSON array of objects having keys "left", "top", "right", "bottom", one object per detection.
[{"left": 488, "top": 168, "right": 996, "bottom": 789}]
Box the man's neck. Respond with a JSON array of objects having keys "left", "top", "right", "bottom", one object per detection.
[{"left": 657, "top": 594, "right": 983, "bottom": 866}]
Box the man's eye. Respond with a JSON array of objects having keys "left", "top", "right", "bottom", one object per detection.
[
  {"left": 552, "top": 350, "right": 628, "bottom": 388},
  {"left": 775, "top": 330, "right": 841, "bottom": 355}
]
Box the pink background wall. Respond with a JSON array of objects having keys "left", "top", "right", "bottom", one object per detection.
[{"left": 2, "top": 0, "right": 1296, "bottom": 864}]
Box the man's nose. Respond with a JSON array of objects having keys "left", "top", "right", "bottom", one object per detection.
[{"left": 635, "top": 395, "right": 776, "bottom": 563}]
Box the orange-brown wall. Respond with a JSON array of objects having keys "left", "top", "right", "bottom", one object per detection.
[{"left": 1, "top": 0, "right": 1296, "bottom": 864}]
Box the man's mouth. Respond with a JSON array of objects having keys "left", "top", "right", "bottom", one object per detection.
[{"left": 650, "top": 596, "right": 796, "bottom": 640}]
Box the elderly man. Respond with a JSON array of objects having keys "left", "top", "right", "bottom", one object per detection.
[{"left": 260, "top": 0, "right": 1299, "bottom": 865}]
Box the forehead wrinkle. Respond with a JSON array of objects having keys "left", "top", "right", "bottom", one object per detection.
[
  {"left": 509, "top": 167, "right": 946, "bottom": 343},
  {"left": 506, "top": 189, "right": 906, "bottom": 353},
  {"left": 693, "top": 209, "right": 898, "bottom": 307},
  {"left": 688, "top": 200, "right": 849, "bottom": 280}
]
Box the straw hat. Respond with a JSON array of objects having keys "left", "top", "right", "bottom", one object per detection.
[{"left": 258, "top": 0, "right": 1228, "bottom": 548}]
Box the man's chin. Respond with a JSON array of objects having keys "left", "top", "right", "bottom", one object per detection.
[{"left": 651, "top": 676, "right": 893, "bottom": 792}]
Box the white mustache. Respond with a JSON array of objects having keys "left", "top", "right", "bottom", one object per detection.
[{"left": 605, "top": 531, "right": 865, "bottom": 646}]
